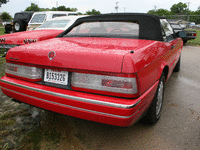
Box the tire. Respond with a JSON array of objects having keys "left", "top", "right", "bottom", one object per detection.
[
  {"left": 4, "top": 24, "right": 13, "bottom": 33},
  {"left": 173, "top": 56, "right": 181, "bottom": 72},
  {"left": 13, "top": 21, "right": 26, "bottom": 32},
  {"left": 183, "top": 40, "right": 188, "bottom": 44},
  {"left": 144, "top": 73, "right": 165, "bottom": 125}
]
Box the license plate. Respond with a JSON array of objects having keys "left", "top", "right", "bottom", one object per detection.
[{"left": 44, "top": 69, "right": 68, "bottom": 85}]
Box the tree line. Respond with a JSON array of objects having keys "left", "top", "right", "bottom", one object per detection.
[
  {"left": 25, "top": 3, "right": 100, "bottom": 15},
  {"left": 148, "top": 2, "right": 200, "bottom": 16},
  {"left": 0, "top": 2, "right": 101, "bottom": 21},
  {"left": 25, "top": 3, "right": 78, "bottom": 12},
  {"left": 148, "top": 2, "right": 200, "bottom": 23},
  {"left": 1, "top": 2, "right": 200, "bottom": 23},
  {"left": 0, "top": 0, "right": 9, "bottom": 7}
]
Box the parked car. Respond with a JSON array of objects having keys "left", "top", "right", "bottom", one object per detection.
[
  {"left": 27, "top": 11, "right": 78, "bottom": 30},
  {"left": 189, "top": 22, "right": 196, "bottom": 27},
  {"left": 4, "top": 12, "right": 34, "bottom": 33},
  {"left": 0, "top": 13, "right": 185, "bottom": 127},
  {"left": 170, "top": 23, "right": 197, "bottom": 44},
  {"left": 194, "top": 24, "right": 200, "bottom": 29},
  {"left": 0, "top": 16, "right": 85, "bottom": 57}
]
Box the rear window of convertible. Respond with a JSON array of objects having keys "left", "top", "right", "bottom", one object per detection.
[{"left": 64, "top": 22, "right": 139, "bottom": 39}]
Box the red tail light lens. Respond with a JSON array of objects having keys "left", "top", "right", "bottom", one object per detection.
[
  {"left": 192, "top": 33, "right": 197, "bottom": 37},
  {"left": 5, "top": 63, "right": 42, "bottom": 81},
  {"left": 102, "top": 79, "right": 133, "bottom": 89}
]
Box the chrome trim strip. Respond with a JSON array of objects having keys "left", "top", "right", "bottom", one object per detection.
[
  {"left": 0, "top": 44, "right": 19, "bottom": 49},
  {"left": 0, "top": 79, "right": 141, "bottom": 109},
  {"left": 1, "top": 87, "right": 138, "bottom": 119}
]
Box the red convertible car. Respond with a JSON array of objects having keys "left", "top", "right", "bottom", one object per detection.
[
  {"left": 0, "top": 13, "right": 185, "bottom": 127},
  {"left": 0, "top": 16, "right": 84, "bottom": 56}
]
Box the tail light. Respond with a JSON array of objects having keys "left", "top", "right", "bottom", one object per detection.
[
  {"left": 192, "top": 33, "right": 197, "bottom": 37},
  {"left": 0, "top": 44, "right": 19, "bottom": 49},
  {"left": 5, "top": 63, "right": 42, "bottom": 82},
  {"left": 71, "top": 72, "right": 139, "bottom": 98}
]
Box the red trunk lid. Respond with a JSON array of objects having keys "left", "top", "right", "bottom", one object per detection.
[
  {"left": 1, "top": 30, "right": 63, "bottom": 45},
  {"left": 6, "top": 37, "right": 155, "bottom": 73}
]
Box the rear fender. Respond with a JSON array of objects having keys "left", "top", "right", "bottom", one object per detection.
[{"left": 159, "top": 62, "right": 169, "bottom": 82}]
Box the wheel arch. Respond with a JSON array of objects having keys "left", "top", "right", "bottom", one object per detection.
[
  {"left": 163, "top": 66, "right": 169, "bottom": 82},
  {"left": 159, "top": 63, "right": 169, "bottom": 82}
]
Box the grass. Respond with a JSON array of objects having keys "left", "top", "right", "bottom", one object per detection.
[
  {"left": 0, "top": 48, "right": 7, "bottom": 57},
  {"left": 187, "top": 29, "right": 200, "bottom": 45},
  {"left": 0, "top": 57, "right": 6, "bottom": 78},
  {"left": 0, "top": 113, "right": 16, "bottom": 150},
  {"left": 0, "top": 28, "right": 5, "bottom": 35},
  {"left": 0, "top": 119, "right": 15, "bottom": 127},
  {"left": 19, "top": 112, "right": 84, "bottom": 150}
]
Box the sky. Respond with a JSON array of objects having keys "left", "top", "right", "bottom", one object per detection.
[{"left": 1, "top": 0, "right": 200, "bottom": 17}]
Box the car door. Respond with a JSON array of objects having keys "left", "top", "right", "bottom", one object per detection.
[{"left": 160, "top": 19, "right": 181, "bottom": 75}]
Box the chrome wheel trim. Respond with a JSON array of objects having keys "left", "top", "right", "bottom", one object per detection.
[
  {"left": 156, "top": 79, "right": 164, "bottom": 116},
  {"left": 15, "top": 22, "right": 20, "bottom": 31}
]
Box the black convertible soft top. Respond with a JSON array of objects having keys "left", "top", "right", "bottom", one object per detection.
[{"left": 58, "top": 13, "right": 165, "bottom": 41}]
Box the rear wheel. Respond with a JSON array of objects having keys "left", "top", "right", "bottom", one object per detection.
[{"left": 144, "top": 73, "right": 165, "bottom": 124}]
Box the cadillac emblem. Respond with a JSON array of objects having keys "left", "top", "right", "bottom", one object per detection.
[{"left": 48, "top": 51, "right": 56, "bottom": 60}]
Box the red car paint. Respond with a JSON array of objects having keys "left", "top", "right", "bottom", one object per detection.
[
  {"left": 0, "top": 14, "right": 184, "bottom": 126},
  {"left": 0, "top": 30, "right": 63, "bottom": 45},
  {"left": 0, "top": 37, "right": 183, "bottom": 126},
  {"left": 6, "top": 38, "right": 157, "bottom": 72},
  {"left": 0, "top": 75, "right": 158, "bottom": 126},
  {"left": 5, "top": 37, "right": 182, "bottom": 94}
]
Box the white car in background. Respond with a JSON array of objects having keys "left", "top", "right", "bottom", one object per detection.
[
  {"left": 28, "top": 11, "right": 78, "bottom": 30},
  {"left": 35, "top": 15, "right": 84, "bottom": 31},
  {"left": 0, "top": 16, "right": 86, "bottom": 56}
]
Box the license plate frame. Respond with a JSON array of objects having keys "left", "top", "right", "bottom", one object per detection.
[{"left": 44, "top": 69, "right": 68, "bottom": 85}]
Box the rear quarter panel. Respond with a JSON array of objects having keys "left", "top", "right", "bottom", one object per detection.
[{"left": 122, "top": 38, "right": 182, "bottom": 95}]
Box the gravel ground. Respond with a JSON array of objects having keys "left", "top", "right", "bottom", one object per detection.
[{"left": 0, "top": 92, "right": 44, "bottom": 149}]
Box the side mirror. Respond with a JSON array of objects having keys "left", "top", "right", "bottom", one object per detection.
[{"left": 176, "top": 31, "right": 187, "bottom": 38}]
